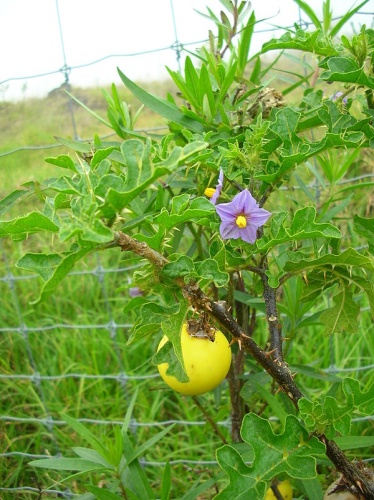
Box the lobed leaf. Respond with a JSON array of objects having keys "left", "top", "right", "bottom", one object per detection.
[
  {"left": 0, "top": 212, "right": 59, "bottom": 239},
  {"left": 215, "top": 414, "right": 325, "bottom": 499},
  {"left": 256, "top": 206, "right": 341, "bottom": 251}
]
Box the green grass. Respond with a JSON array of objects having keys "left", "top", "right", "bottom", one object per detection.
[{"left": 1, "top": 81, "right": 374, "bottom": 499}]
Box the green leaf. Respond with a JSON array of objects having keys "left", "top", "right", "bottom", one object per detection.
[
  {"left": 284, "top": 248, "right": 374, "bottom": 274},
  {"left": 29, "top": 457, "right": 107, "bottom": 472},
  {"left": 353, "top": 215, "right": 374, "bottom": 254},
  {"left": 18, "top": 245, "right": 93, "bottom": 304},
  {"left": 0, "top": 185, "right": 35, "bottom": 217},
  {"left": 319, "top": 289, "right": 360, "bottom": 335},
  {"left": 45, "top": 154, "right": 78, "bottom": 172},
  {"left": 72, "top": 447, "right": 113, "bottom": 468},
  {"left": 85, "top": 486, "right": 123, "bottom": 500},
  {"left": 61, "top": 413, "right": 110, "bottom": 458},
  {"left": 292, "top": 0, "right": 322, "bottom": 29},
  {"left": 159, "top": 303, "right": 189, "bottom": 381},
  {"left": 121, "top": 433, "right": 156, "bottom": 499},
  {"left": 262, "top": 29, "right": 338, "bottom": 57},
  {"left": 154, "top": 195, "right": 215, "bottom": 229},
  {"left": 215, "top": 414, "right": 325, "bottom": 499},
  {"left": 299, "top": 380, "right": 374, "bottom": 439},
  {"left": 123, "top": 388, "right": 138, "bottom": 435},
  {"left": 91, "top": 146, "right": 116, "bottom": 169},
  {"left": 237, "top": 12, "right": 256, "bottom": 77},
  {"left": 153, "top": 338, "right": 189, "bottom": 383},
  {"left": 0, "top": 212, "right": 59, "bottom": 238},
  {"left": 102, "top": 141, "right": 208, "bottom": 214},
  {"left": 118, "top": 68, "right": 205, "bottom": 133},
  {"left": 256, "top": 207, "right": 341, "bottom": 251},
  {"left": 335, "top": 435, "right": 374, "bottom": 450},
  {"left": 320, "top": 57, "right": 374, "bottom": 89},
  {"left": 161, "top": 462, "right": 171, "bottom": 500},
  {"left": 161, "top": 255, "right": 195, "bottom": 280},
  {"left": 329, "top": 0, "right": 370, "bottom": 37},
  {"left": 128, "top": 302, "right": 180, "bottom": 344},
  {"left": 125, "top": 425, "right": 175, "bottom": 465},
  {"left": 16, "top": 252, "right": 63, "bottom": 281},
  {"left": 195, "top": 259, "right": 229, "bottom": 287},
  {"left": 54, "top": 135, "right": 94, "bottom": 154}
]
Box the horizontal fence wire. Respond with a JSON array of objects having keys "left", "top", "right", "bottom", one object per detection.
[{"left": 1, "top": 1, "right": 374, "bottom": 497}]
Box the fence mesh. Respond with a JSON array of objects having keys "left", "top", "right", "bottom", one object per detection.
[{"left": 1, "top": 1, "right": 373, "bottom": 497}]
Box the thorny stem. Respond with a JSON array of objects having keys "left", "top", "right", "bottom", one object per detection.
[
  {"left": 115, "top": 231, "right": 374, "bottom": 499},
  {"left": 259, "top": 257, "right": 283, "bottom": 361}
]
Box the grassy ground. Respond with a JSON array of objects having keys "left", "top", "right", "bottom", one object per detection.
[{"left": 0, "top": 81, "right": 373, "bottom": 499}]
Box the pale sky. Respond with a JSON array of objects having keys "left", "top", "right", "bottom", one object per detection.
[{"left": 0, "top": 0, "right": 372, "bottom": 101}]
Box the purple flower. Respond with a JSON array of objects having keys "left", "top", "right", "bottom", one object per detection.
[
  {"left": 215, "top": 189, "right": 271, "bottom": 244},
  {"left": 204, "top": 169, "right": 224, "bottom": 205},
  {"left": 129, "top": 287, "right": 143, "bottom": 298},
  {"left": 330, "top": 91, "right": 348, "bottom": 105}
]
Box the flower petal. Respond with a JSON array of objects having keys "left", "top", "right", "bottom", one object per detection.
[
  {"left": 249, "top": 208, "right": 271, "bottom": 227},
  {"left": 239, "top": 224, "right": 258, "bottom": 244},
  {"left": 220, "top": 220, "right": 241, "bottom": 240},
  {"left": 215, "top": 202, "right": 237, "bottom": 221},
  {"left": 210, "top": 168, "right": 224, "bottom": 205}
]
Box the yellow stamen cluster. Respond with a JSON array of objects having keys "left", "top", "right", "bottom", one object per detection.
[
  {"left": 204, "top": 187, "right": 216, "bottom": 198},
  {"left": 236, "top": 215, "right": 247, "bottom": 228}
]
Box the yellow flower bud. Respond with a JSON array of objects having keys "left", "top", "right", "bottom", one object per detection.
[{"left": 204, "top": 187, "right": 216, "bottom": 198}]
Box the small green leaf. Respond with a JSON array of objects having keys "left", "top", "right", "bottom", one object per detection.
[
  {"left": 45, "top": 154, "right": 78, "bottom": 172},
  {"left": 161, "top": 255, "right": 195, "bottom": 280},
  {"left": 0, "top": 212, "right": 59, "bottom": 238},
  {"left": 153, "top": 339, "right": 189, "bottom": 383},
  {"left": 72, "top": 447, "right": 113, "bottom": 468},
  {"left": 128, "top": 302, "right": 180, "bottom": 344},
  {"left": 195, "top": 259, "right": 229, "bottom": 287},
  {"left": 154, "top": 196, "right": 215, "bottom": 229},
  {"left": 91, "top": 146, "right": 116, "bottom": 169}
]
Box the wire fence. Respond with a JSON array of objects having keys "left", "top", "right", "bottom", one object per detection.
[{"left": 1, "top": 1, "right": 374, "bottom": 497}]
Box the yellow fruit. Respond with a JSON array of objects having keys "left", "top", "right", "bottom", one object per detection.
[
  {"left": 265, "top": 480, "right": 293, "bottom": 500},
  {"left": 157, "top": 322, "right": 231, "bottom": 396}
]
